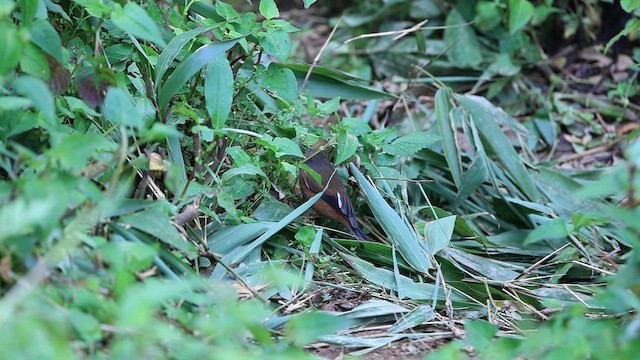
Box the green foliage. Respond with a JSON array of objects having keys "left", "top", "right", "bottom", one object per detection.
[{"left": 0, "top": 0, "right": 639, "bottom": 357}]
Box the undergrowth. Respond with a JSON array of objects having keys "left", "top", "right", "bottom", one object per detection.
[{"left": 0, "top": 0, "right": 638, "bottom": 358}]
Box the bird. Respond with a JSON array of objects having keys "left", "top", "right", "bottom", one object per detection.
[{"left": 299, "top": 139, "right": 368, "bottom": 240}]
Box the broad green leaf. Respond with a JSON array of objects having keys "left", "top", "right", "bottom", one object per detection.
[
  {"left": 158, "top": 39, "right": 239, "bottom": 110},
  {"left": 120, "top": 203, "right": 196, "bottom": 257},
  {"left": 260, "top": 137, "right": 304, "bottom": 158},
  {"left": 261, "top": 64, "right": 297, "bottom": 103},
  {"left": 524, "top": 218, "right": 569, "bottom": 244},
  {"left": 155, "top": 25, "right": 215, "bottom": 89},
  {"left": 382, "top": 131, "right": 439, "bottom": 156},
  {"left": 444, "top": 9, "right": 482, "bottom": 67},
  {"left": 350, "top": 164, "right": 432, "bottom": 272},
  {"left": 465, "top": 320, "right": 498, "bottom": 350},
  {"left": 29, "top": 19, "right": 63, "bottom": 62},
  {"left": 282, "top": 63, "right": 391, "bottom": 100},
  {"left": 335, "top": 132, "right": 358, "bottom": 165},
  {"left": 0, "top": 97, "right": 32, "bottom": 111},
  {"left": 68, "top": 309, "right": 102, "bottom": 343},
  {"left": 0, "top": 23, "right": 21, "bottom": 74},
  {"left": 19, "top": 0, "right": 39, "bottom": 26},
  {"left": 621, "top": 0, "right": 640, "bottom": 12},
  {"left": 103, "top": 88, "right": 142, "bottom": 128},
  {"left": 475, "top": 1, "right": 501, "bottom": 31},
  {"left": 49, "top": 133, "right": 116, "bottom": 172},
  {"left": 342, "top": 117, "right": 372, "bottom": 136},
  {"left": 205, "top": 54, "right": 234, "bottom": 129},
  {"left": 13, "top": 75, "right": 55, "bottom": 122},
  {"left": 509, "top": 0, "right": 534, "bottom": 34},
  {"left": 111, "top": 3, "right": 166, "bottom": 48},
  {"left": 458, "top": 94, "right": 540, "bottom": 201},
  {"left": 19, "top": 43, "right": 49, "bottom": 79},
  {"left": 424, "top": 215, "right": 456, "bottom": 255},
  {"left": 72, "top": 0, "right": 110, "bottom": 17},
  {"left": 221, "top": 164, "right": 266, "bottom": 183},
  {"left": 259, "top": 0, "right": 279, "bottom": 20},
  {"left": 207, "top": 223, "right": 271, "bottom": 254},
  {"left": 254, "top": 197, "right": 294, "bottom": 222},
  {"left": 260, "top": 29, "right": 290, "bottom": 63},
  {"left": 286, "top": 312, "right": 354, "bottom": 346}
]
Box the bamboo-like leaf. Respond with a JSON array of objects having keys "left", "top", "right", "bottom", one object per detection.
[
  {"left": 158, "top": 39, "right": 239, "bottom": 110},
  {"left": 278, "top": 63, "right": 392, "bottom": 100},
  {"left": 349, "top": 164, "right": 432, "bottom": 272},
  {"left": 458, "top": 94, "right": 540, "bottom": 201},
  {"left": 155, "top": 26, "right": 215, "bottom": 89},
  {"left": 220, "top": 190, "right": 324, "bottom": 267},
  {"left": 435, "top": 87, "right": 461, "bottom": 187}
]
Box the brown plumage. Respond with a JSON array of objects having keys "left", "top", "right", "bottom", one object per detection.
[{"left": 299, "top": 139, "right": 368, "bottom": 240}]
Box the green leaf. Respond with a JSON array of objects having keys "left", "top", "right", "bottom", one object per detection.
[
  {"left": 350, "top": 164, "right": 432, "bottom": 272},
  {"left": 435, "top": 88, "right": 461, "bottom": 188},
  {"left": 49, "top": 133, "right": 116, "bottom": 172},
  {"left": 458, "top": 94, "right": 540, "bottom": 201},
  {"left": 72, "top": 0, "right": 111, "bottom": 17},
  {"left": 19, "top": 43, "right": 49, "bottom": 80},
  {"left": 303, "top": 0, "right": 317, "bottom": 8},
  {"left": 0, "top": 23, "right": 21, "bottom": 74},
  {"left": 155, "top": 25, "right": 214, "bottom": 89},
  {"left": 221, "top": 164, "right": 266, "bottom": 183},
  {"left": 158, "top": 39, "right": 239, "bottom": 110},
  {"left": 524, "top": 218, "right": 569, "bottom": 244},
  {"left": 269, "top": 137, "right": 304, "bottom": 158},
  {"left": 13, "top": 75, "right": 55, "bottom": 122},
  {"left": 261, "top": 64, "right": 297, "bottom": 103},
  {"left": 120, "top": 203, "right": 196, "bottom": 257},
  {"left": 282, "top": 63, "right": 391, "bottom": 99},
  {"left": 260, "top": 29, "right": 290, "bottom": 63},
  {"left": 509, "top": 0, "right": 534, "bottom": 34},
  {"left": 621, "top": 0, "right": 640, "bottom": 12},
  {"left": 286, "top": 312, "right": 354, "bottom": 346},
  {"left": 343, "top": 254, "right": 470, "bottom": 302},
  {"left": 205, "top": 54, "right": 234, "bottom": 129},
  {"left": 259, "top": 0, "right": 279, "bottom": 20},
  {"left": 383, "top": 132, "right": 439, "bottom": 156},
  {"left": 465, "top": 320, "right": 498, "bottom": 350},
  {"left": 103, "top": 88, "right": 142, "bottom": 128},
  {"left": 475, "top": 1, "right": 501, "bottom": 32},
  {"left": 0, "top": 97, "right": 32, "bottom": 111},
  {"left": 453, "top": 155, "right": 489, "bottom": 208},
  {"left": 68, "top": 309, "right": 102, "bottom": 343},
  {"left": 111, "top": 3, "right": 167, "bottom": 48},
  {"left": 424, "top": 215, "right": 456, "bottom": 255},
  {"left": 335, "top": 132, "right": 358, "bottom": 164},
  {"left": 342, "top": 117, "right": 372, "bottom": 136},
  {"left": 389, "top": 305, "right": 436, "bottom": 333},
  {"left": 29, "top": 19, "right": 63, "bottom": 62},
  {"left": 444, "top": 9, "right": 482, "bottom": 67},
  {"left": 208, "top": 223, "right": 271, "bottom": 254}
]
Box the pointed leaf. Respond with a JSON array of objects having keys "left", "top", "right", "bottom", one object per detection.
[{"left": 205, "top": 54, "right": 234, "bottom": 129}]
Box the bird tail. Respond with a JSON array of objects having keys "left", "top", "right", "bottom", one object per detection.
[{"left": 351, "top": 225, "right": 369, "bottom": 241}]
